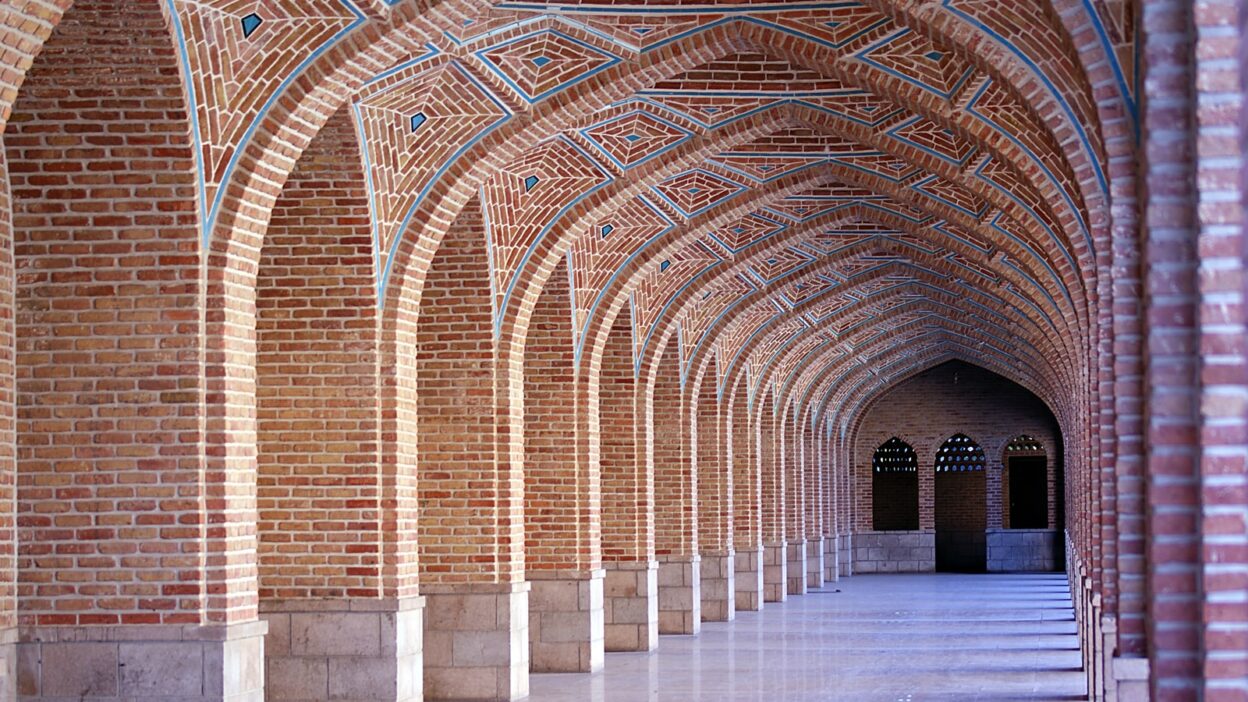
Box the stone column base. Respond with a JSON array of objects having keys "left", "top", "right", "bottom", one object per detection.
[
  {"left": 17, "top": 621, "right": 266, "bottom": 701},
  {"left": 603, "top": 560, "right": 658, "bottom": 652},
  {"left": 1111, "top": 655, "right": 1149, "bottom": 702},
  {"left": 733, "top": 545, "right": 764, "bottom": 612},
  {"left": 840, "top": 534, "right": 853, "bottom": 577},
  {"left": 823, "top": 535, "right": 838, "bottom": 582},
  {"left": 527, "top": 569, "right": 604, "bottom": 673},
  {"left": 423, "top": 582, "right": 530, "bottom": 701},
  {"left": 261, "top": 597, "right": 423, "bottom": 702},
  {"left": 698, "top": 551, "right": 735, "bottom": 622},
  {"left": 806, "top": 538, "right": 825, "bottom": 589},
  {"left": 1099, "top": 615, "right": 1117, "bottom": 702},
  {"left": 1090, "top": 595, "right": 1103, "bottom": 701},
  {"left": 0, "top": 627, "right": 13, "bottom": 702},
  {"left": 786, "top": 539, "right": 808, "bottom": 595},
  {"left": 763, "top": 542, "right": 788, "bottom": 603},
  {"left": 657, "top": 555, "right": 701, "bottom": 635}
]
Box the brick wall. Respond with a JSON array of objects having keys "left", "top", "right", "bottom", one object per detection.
[
  {"left": 416, "top": 196, "right": 521, "bottom": 583},
  {"left": 256, "top": 105, "right": 384, "bottom": 601},
  {"left": 524, "top": 263, "right": 599, "bottom": 572},
  {"left": 652, "top": 340, "right": 695, "bottom": 557},
  {"left": 8, "top": 0, "right": 205, "bottom": 626},
  {"left": 601, "top": 311, "right": 650, "bottom": 562},
  {"left": 934, "top": 471, "right": 986, "bottom": 531}
]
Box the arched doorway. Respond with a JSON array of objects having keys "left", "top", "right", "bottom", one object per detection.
[
  {"left": 934, "top": 434, "right": 986, "bottom": 572},
  {"left": 872, "top": 437, "right": 918, "bottom": 531},
  {"left": 1004, "top": 435, "right": 1048, "bottom": 529}
]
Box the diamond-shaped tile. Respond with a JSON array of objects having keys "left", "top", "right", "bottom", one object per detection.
[{"left": 241, "top": 12, "right": 263, "bottom": 38}]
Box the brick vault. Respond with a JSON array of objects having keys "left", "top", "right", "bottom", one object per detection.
[{"left": 0, "top": 0, "right": 1242, "bottom": 700}]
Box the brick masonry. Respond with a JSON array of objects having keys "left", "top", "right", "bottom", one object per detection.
[{"left": 0, "top": 0, "right": 1239, "bottom": 701}]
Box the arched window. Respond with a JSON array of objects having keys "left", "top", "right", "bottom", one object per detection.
[
  {"left": 872, "top": 438, "right": 918, "bottom": 530},
  {"left": 1005, "top": 435, "right": 1048, "bottom": 529},
  {"left": 934, "top": 433, "right": 985, "bottom": 472}
]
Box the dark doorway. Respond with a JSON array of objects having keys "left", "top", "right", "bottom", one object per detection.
[
  {"left": 934, "top": 434, "right": 986, "bottom": 572},
  {"left": 1007, "top": 456, "right": 1048, "bottom": 529}
]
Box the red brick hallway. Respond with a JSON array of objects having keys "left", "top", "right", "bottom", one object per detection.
[{"left": 0, "top": 0, "right": 1242, "bottom": 700}]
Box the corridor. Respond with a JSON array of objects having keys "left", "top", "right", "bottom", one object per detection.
[{"left": 529, "top": 574, "right": 1086, "bottom": 702}]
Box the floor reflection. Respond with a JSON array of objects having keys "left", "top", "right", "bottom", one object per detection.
[{"left": 528, "top": 572, "right": 1087, "bottom": 701}]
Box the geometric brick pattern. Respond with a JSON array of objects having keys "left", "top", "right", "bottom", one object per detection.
[
  {"left": 652, "top": 168, "right": 748, "bottom": 220},
  {"left": 354, "top": 60, "right": 510, "bottom": 290},
  {"left": 580, "top": 109, "right": 694, "bottom": 170},
  {"left": 568, "top": 195, "right": 675, "bottom": 357},
  {"left": 483, "top": 136, "right": 612, "bottom": 321},
  {"left": 475, "top": 28, "right": 621, "bottom": 104},
  {"left": 167, "top": 0, "right": 363, "bottom": 227}
]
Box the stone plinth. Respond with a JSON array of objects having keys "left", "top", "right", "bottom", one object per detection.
[
  {"left": 527, "top": 570, "right": 604, "bottom": 673},
  {"left": 734, "top": 545, "right": 764, "bottom": 612},
  {"left": 698, "top": 551, "right": 735, "bottom": 622},
  {"left": 0, "top": 627, "right": 13, "bottom": 702},
  {"left": 806, "top": 538, "right": 825, "bottom": 589},
  {"left": 839, "top": 534, "right": 852, "bottom": 577},
  {"left": 261, "top": 597, "right": 423, "bottom": 702},
  {"left": 852, "top": 531, "right": 935, "bottom": 573},
  {"left": 602, "top": 560, "right": 658, "bottom": 652},
  {"left": 786, "top": 539, "right": 808, "bottom": 595},
  {"left": 986, "top": 529, "right": 1059, "bottom": 572},
  {"left": 1112, "top": 655, "right": 1149, "bottom": 702},
  {"left": 657, "top": 555, "right": 701, "bottom": 635},
  {"left": 423, "top": 582, "right": 530, "bottom": 701},
  {"left": 17, "top": 621, "right": 266, "bottom": 701},
  {"left": 823, "top": 536, "right": 838, "bottom": 582},
  {"left": 762, "top": 542, "right": 787, "bottom": 603}
]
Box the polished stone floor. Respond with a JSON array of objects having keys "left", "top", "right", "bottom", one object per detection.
[{"left": 528, "top": 572, "right": 1086, "bottom": 701}]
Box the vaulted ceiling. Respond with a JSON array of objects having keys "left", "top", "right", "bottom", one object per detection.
[{"left": 163, "top": 0, "right": 1135, "bottom": 427}]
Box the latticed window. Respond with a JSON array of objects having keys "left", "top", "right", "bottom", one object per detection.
[
  {"left": 872, "top": 437, "right": 917, "bottom": 473},
  {"left": 1005, "top": 434, "right": 1045, "bottom": 456},
  {"left": 935, "top": 433, "right": 985, "bottom": 472}
]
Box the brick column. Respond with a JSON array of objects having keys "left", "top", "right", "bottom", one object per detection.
[
  {"left": 730, "top": 380, "right": 764, "bottom": 611},
  {"left": 523, "top": 265, "right": 604, "bottom": 673},
  {"left": 783, "top": 409, "right": 808, "bottom": 595},
  {"left": 416, "top": 200, "right": 528, "bottom": 701},
  {"left": 255, "top": 106, "right": 423, "bottom": 702},
  {"left": 651, "top": 341, "right": 699, "bottom": 634},
  {"left": 696, "top": 368, "right": 734, "bottom": 622},
  {"left": 600, "top": 315, "right": 658, "bottom": 652},
  {"left": 805, "top": 415, "right": 825, "bottom": 589},
  {"left": 759, "top": 393, "right": 787, "bottom": 603},
  {"left": 1140, "top": 2, "right": 1202, "bottom": 699},
  {"left": 9, "top": 3, "right": 267, "bottom": 697},
  {"left": 1196, "top": 1, "right": 1248, "bottom": 698}
]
